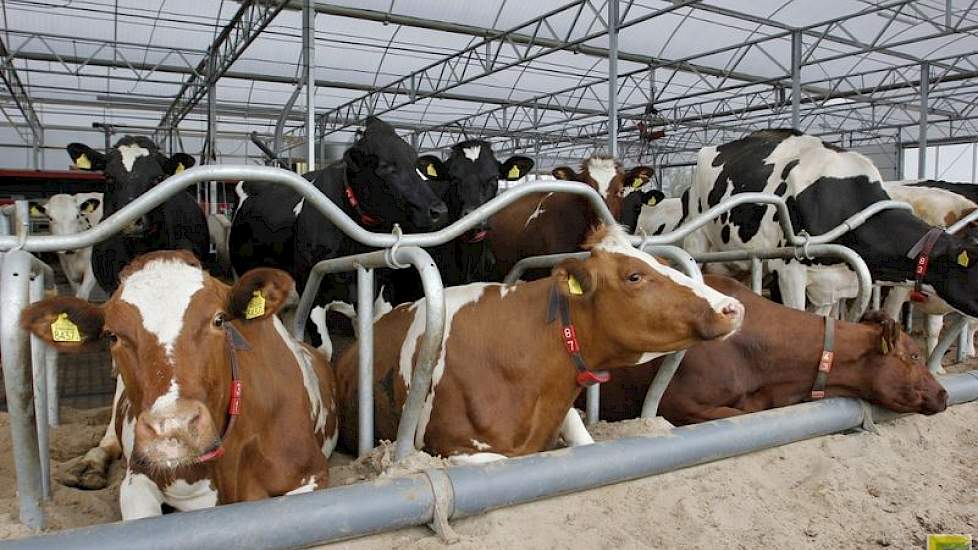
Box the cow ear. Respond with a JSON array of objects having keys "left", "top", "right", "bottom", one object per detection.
[
  {"left": 79, "top": 198, "right": 101, "bottom": 215},
  {"left": 164, "top": 153, "right": 196, "bottom": 176},
  {"left": 625, "top": 166, "right": 654, "bottom": 190},
  {"left": 642, "top": 189, "right": 666, "bottom": 207},
  {"left": 67, "top": 143, "right": 106, "bottom": 171},
  {"left": 861, "top": 311, "right": 899, "bottom": 354},
  {"left": 417, "top": 155, "right": 447, "bottom": 180},
  {"left": 499, "top": 156, "right": 534, "bottom": 181},
  {"left": 228, "top": 268, "right": 295, "bottom": 321},
  {"left": 552, "top": 166, "right": 578, "bottom": 181},
  {"left": 21, "top": 296, "right": 104, "bottom": 353},
  {"left": 552, "top": 258, "right": 595, "bottom": 300},
  {"left": 344, "top": 147, "right": 369, "bottom": 172},
  {"left": 28, "top": 201, "right": 46, "bottom": 218}
]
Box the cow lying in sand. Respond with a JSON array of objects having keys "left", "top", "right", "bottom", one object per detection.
[
  {"left": 336, "top": 225, "right": 744, "bottom": 461},
  {"left": 587, "top": 275, "right": 948, "bottom": 424},
  {"left": 23, "top": 250, "right": 337, "bottom": 520}
]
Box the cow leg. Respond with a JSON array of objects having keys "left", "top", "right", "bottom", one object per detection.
[
  {"left": 119, "top": 470, "right": 165, "bottom": 520},
  {"left": 59, "top": 377, "right": 123, "bottom": 489},
  {"left": 559, "top": 408, "right": 594, "bottom": 447},
  {"left": 926, "top": 314, "right": 944, "bottom": 356},
  {"left": 448, "top": 453, "right": 508, "bottom": 466},
  {"left": 775, "top": 262, "right": 808, "bottom": 311},
  {"left": 881, "top": 286, "right": 910, "bottom": 320},
  {"left": 164, "top": 479, "right": 219, "bottom": 512}
]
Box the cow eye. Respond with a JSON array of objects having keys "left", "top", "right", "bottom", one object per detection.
[
  {"left": 626, "top": 272, "right": 642, "bottom": 283},
  {"left": 911, "top": 353, "right": 920, "bottom": 361},
  {"left": 213, "top": 313, "right": 226, "bottom": 328},
  {"left": 104, "top": 331, "right": 118, "bottom": 344}
]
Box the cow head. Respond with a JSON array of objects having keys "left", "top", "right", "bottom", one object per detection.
[
  {"left": 343, "top": 117, "right": 447, "bottom": 231},
  {"left": 417, "top": 141, "right": 533, "bottom": 242},
  {"left": 67, "top": 137, "right": 195, "bottom": 235},
  {"left": 29, "top": 193, "right": 102, "bottom": 239},
  {"left": 550, "top": 225, "right": 743, "bottom": 367},
  {"left": 22, "top": 250, "right": 295, "bottom": 469},
  {"left": 552, "top": 157, "right": 653, "bottom": 221},
  {"left": 620, "top": 188, "right": 665, "bottom": 234},
  {"left": 948, "top": 207, "right": 978, "bottom": 247},
  {"left": 855, "top": 312, "right": 947, "bottom": 414},
  {"left": 922, "top": 233, "right": 978, "bottom": 317}
]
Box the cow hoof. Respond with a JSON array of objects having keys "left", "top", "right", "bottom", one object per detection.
[{"left": 56, "top": 457, "right": 109, "bottom": 490}]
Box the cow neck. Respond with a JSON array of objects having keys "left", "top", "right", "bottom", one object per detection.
[
  {"left": 193, "top": 320, "right": 250, "bottom": 464},
  {"left": 546, "top": 285, "right": 610, "bottom": 387},
  {"left": 906, "top": 227, "right": 945, "bottom": 302}
]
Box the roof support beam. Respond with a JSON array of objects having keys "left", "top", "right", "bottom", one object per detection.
[
  {"left": 155, "top": 0, "right": 288, "bottom": 141},
  {"left": 0, "top": 35, "right": 42, "bottom": 164}
]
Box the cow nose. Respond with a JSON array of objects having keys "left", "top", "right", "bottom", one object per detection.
[
  {"left": 429, "top": 203, "right": 448, "bottom": 224},
  {"left": 137, "top": 401, "right": 208, "bottom": 440}
]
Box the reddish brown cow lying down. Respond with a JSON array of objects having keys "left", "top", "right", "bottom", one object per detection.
[
  {"left": 22, "top": 250, "right": 337, "bottom": 520},
  {"left": 336, "top": 225, "right": 745, "bottom": 462},
  {"left": 587, "top": 275, "right": 948, "bottom": 425}
]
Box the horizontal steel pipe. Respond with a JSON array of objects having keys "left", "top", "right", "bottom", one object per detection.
[
  {"left": 9, "top": 371, "right": 977, "bottom": 550},
  {"left": 0, "top": 166, "right": 615, "bottom": 253}
]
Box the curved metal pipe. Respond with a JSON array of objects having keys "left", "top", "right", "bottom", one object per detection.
[
  {"left": 0, "top": 166, "right": 615, "bottom": 253},
  {"left": 9, "top": 371, "right": 978, "bottom": 550}
]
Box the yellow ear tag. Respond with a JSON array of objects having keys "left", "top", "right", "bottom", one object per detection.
[
  {"left": 51, "top": 313, "right": 81, "bottom": 343},
  {"left": 647, "top": 196, "right": 657, "bottom": 206},
  {"left": 632, "top": 177, "right": 644, "bottom": 189},
  {"left": 29, "top": 205, "right": 42, "bottom": 217},
  {"left": 507, "top": 165, "right": 521, "bottom": 179},
  {"left": 75, "top": 154, "right": 91, "bottom": 170},
  {"left": 245, "top": 291, "right": 266, "bottom": 320},
  {"left": 880, "top": 339, "right": 890, "bottom": 354},
  {"left": 175, "top": 162, "right": 185, "bottom": 174},
  {"left": 567, "top": 276, "right": 583, "bottom": 296},
  {"left": 958, "top": 250, "right": 970, "bottom": 267}
]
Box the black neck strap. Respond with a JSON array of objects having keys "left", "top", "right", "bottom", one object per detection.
[
  {"left": 809, "top": 315, "right": 836, "bottom": 401},
  {"left": 547, "top": 285, "right": 610, "bottom": 387},
  {"left": 906, "top": 227, "right": 945, "bottom": 302}
]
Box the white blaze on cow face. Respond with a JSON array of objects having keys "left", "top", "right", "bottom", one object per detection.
[
  {"left": 462, "top": 145, "right": 482, "bottom": 162},
  {"left": 118, "top": 143, "right": 151, "bottom": 173},
  {"left": 591, "top": 225, "right": 741, "bottom": 316},
  {"left": 120, "top": 258, "right": 205, "bottom": 359},
  {"left": 586, "top": 157, "right": 618, "bottom": 200}
]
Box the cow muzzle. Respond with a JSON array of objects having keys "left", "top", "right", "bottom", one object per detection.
[
  {"left": 134, "top": 399, "right": 218, "bottom": 467},
  {"left": 121, "top": 215, "right": 149, "bottom": 236},
  {"left": 695, "top": 298, "right": 745, "bottom": 341}
]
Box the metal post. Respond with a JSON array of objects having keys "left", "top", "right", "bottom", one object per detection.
[
  {"left": 1, "top": 250, "right": 44, "bottom": 529},
  {"left": 871, "top": 284, "right": 881, "bottom": 310},
  {"left": 28, "top": 272, "right": 51, "bottom": 500},
  {"left": 607, "top": 0, "right": 619, "bottom": 159},
  {"left": 928, "top": 314, "right": 968, "bottom": 373},
  {"left": 641, "top": 351, "right": 685, "bottom": 418},
  {"left": 750, "top": 257, "right": 763, "bottom": 294},
  {"left": 45, "top": 341, "right": 58, "bottom": 427},
  {"left": 957, "top": 319, "right": 971, "bottom": 362},
  {"left": 586, "top": 385, "right": 600, "bottom": 425},
  {"left": 356, "top": 265, "right": 374, "bottom": 457},
  {"left": 303, "top": 0, "right": 317, "bottom": 172},
  {"left": 918, "top": 61, "right": 929, "bottom": 179},
  {"left": 791, "top": 30, "right": 802, "bottom": 130}
]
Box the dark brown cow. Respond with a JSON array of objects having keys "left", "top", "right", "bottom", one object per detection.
[
  {"left": 588, "top": 275, "right": 948, "bottom": 425},
  {"left": 488, "top": 156, "right": 654, "bottom": 279},
  {"left": 336, "top": 225, "right": 744, "bottom": 462},
  {"left": 22, "top": 250, "right": 337, "bottom": 520}
]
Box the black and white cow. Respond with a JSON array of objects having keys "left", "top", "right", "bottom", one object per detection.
[
  {"left": 29, "top": 193, "right": 103, "bottom": 298},
  {"left": 683, "top": 128, "right": 978, "bottom": 318},
  {"left": 230, "top": 117, "right": 448, "bottom": 354},
  {"left": 399, "top": 140, "right": 533, "bottom": 302},
  {"left": 67, "top": 136, "right": 209, "bottom": 293}
]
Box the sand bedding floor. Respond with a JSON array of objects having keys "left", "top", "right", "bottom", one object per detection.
[{"left": 0, "top": 396, "right": 975, "bottom": 549}]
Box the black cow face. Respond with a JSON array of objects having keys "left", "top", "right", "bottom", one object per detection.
[
  {"left": 418, "top": 141, "right": 533, "bottom": 242},
  {"left": 926, "top": 235, "right": 978, "bottom": 317},
  {"left": 343, "top": 117, "right": 447, "bottom": 231},
  {"left": 67, "top": 136, "right": 195, "bottom": 235},
  {"left": 621, "top": 189, "right": 666, "bottom": 234}
]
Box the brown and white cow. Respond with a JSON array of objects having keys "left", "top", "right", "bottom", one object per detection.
[
  {"left": 22, "top": 250, "right": 337, "bottom": 520},
  {"left": 336, "top": 225, "right": 744, "bottom": 462},
  {"left": 588, "top": 275, "right": 948, "bottom": 424},
  {"left": 488, "top": 156, "right": 654, "bottom": 279}
]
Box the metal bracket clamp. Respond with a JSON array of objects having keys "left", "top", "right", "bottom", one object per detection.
[
  {"left": 422, "top": 468, "right": 459, "bottom": 544},
  {"left": 385, "top": 224, "right": 410, "bottom": 269},
  {"left": 794, "top": 230, "right": 813, "bottom": 261}
]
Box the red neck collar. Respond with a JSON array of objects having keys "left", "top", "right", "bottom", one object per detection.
[
  {"left": 344, "top": 185, "right": 380, "bottom": 226},
  {"left": 194, "top": 321, "right": 250, "bottom": 463}
]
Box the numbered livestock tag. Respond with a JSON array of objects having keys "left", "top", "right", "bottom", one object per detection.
[
  {"left": 245, "top": 291, "right": 266, "bottom": 320},
  {"left": 632, "top": 177, "right": 644, "bottom": 189},
  {"left": 927, "top": 533, "right": 971, "bottom": 550},
  {"left": 567, "top": 276, "right": 583, "bottom": 296},
  {"left": 175, "top": 163, "right": 186, "bottom": 174},
  {"left": 51, "top": 313, "right": 81, "bottom": 342},
  {"left": 426, "top": 163, "right": 438, "bottom": 178},
  {"left": 958, "top": 250, "right": 970, "bottom": 267},
  {"left": 647, "top": 196, "right": 658, "bottom": 206},
  {"left": 75, "top": 154, "right": 91, "bottom": 170},
  {"left": 507, "top": 164, "right": 521, "bottom": 179}
]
